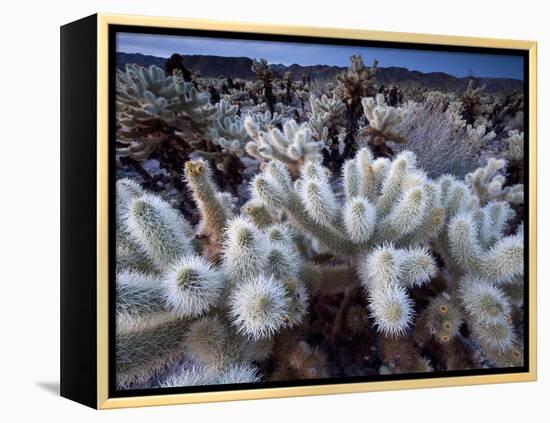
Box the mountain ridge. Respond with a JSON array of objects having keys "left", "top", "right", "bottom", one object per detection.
[{"left": 116, "top": 52, "right": 523, "bottom": 94}]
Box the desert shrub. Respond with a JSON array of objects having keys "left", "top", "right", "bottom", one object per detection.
[{"left": 393, "top": 104, "right": 479, "bottom": 178}]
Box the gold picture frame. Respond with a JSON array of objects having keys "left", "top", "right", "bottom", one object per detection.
[{"left": 61, "top": 13, "right": 537, "bottom": 409}]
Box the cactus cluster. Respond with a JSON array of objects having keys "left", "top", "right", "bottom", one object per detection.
[
  {"left": 465, "top": 158, "right": 524, "bottom": 205},
  {"left": 115, "top": 64, "right": 252, "bottom": 201},
  {"left": 460, "top": 80, "right": 488, "bottom": 125},
  {"left": 335, "top": 55, "right": 379, "bottom": 160},
  {"left": 116, "top": 148, "right": 525, "bottom": 388},
  {"left": 116, "top": 64, "right": 216, "bottom": 160},
  {"left": 308, "top": 94, "right": 346, "bottom": 143},
  {"left": 114, "top": 48, "right": 526, "bottom": 391},
  {"left": 244, "top": 117, "right": 325, "bottom": 176},
  {"left": 505, "top": 130, "right": 524, "bottom": 163},
  {"left": 359, "top": 93, "right": 410, "bottom": 156},
  {"left": 116, "top": 158, "right": 312, "bottom": 389}
]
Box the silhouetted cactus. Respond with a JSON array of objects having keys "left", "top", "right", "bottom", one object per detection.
[
  {"left": 504, "top": 130, "right": 525, "bottom": 185},
  {"left": 251, "top": 58, "right": 276, "bottom": 115},
  {"left": 336, "top": 55, "right": 378, "bottom": 160},
  {"left": 460, "top": 80, "right": 486, "bottom": 125}
]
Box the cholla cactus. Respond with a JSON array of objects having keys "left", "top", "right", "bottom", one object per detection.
[
  {"left": 244, "top": 118, "right": 325, "bottom": 176},
  {"left": 114, "top": 51, "right": 526, "bottom": 385},
  {"left": 222, "top": 216, "right": 308, "bottom": 339},
  {"left": 404, "top": 85, "right": 428, "bottom": 103},
  {"left": 228, "top": 274, "right": 290, "bottom": 340},
  {"left": 505, "top": 130, "right": 524, "bottom": 163},
  {"left": 222, "top": 216, "right": 269, "bottom": 282},
  {"left": 360, "top": 94, "right": 408, "bottom": 156},
  {"left": 418, "top": 171, "right": 524, "bottom": 363},
  {"left": 116, "top": 270, "right": 165, "bottom": 321},
  {"left": 115, "top": 158, "right": 312, "bottom": 389},
  {"left": 251, "top": 58, "right": 276, "bottom": 114},
  {"left": 114, "top": 46, "right": 525, "bottom": 389},
  {"left": 116, "top": 313, "right": 190, "bottom": 389},
  {"left": 336, "top": 55, "right": 378, "bottom": 102},
  {"left": 223, "top": 88, "right": 252, "bottom": 108},
  {"left": 459, "top": 276, "right": 511, "bottom": 326},
  {"left": 423, "top": 91, "right": 451, "bottom": 112},
  {"left": 162, "top": 255, "right": 223, "bottom": 317},
  {"left": 447, "top": 205, "right": 523, "bottom": 285},
  {"left": 444, "top": 100, "right": 467, "bottom": 130},
  {"left": 307, "top": 94, "right": 346, "bottom": 143},
  {"left": 465, "top": 158, "right": 524, "bottom": 205},
  {"left": 380, "top": 84, "right": 404, "bottom": 107},
  {"left": 116, "top": 179, "right": 159, "bottom": 275},
  {"left": 204, "top": 100, "right": 249, "bottom": 157},
  {"left": 183, "top": 159, "right": 233, "bottom": 257},
  {"left": 252, "top": 149, "right": 445, "bottom": 255},
  {"left": 251, "top": 58, "right": 274, "bottom": 83},
  {"left": 446, "top": 202, "right": 523, "bottom": 357},
  {"left": 116, "top": 64, "right": 216, "bottom": 160},
  {"left": 159, "top": 364, "right": 210, "bottom": 388},
  {"left": 461, "top": 277, "right": 516, "bottom": 354},
  {"left": 295, "top": 89, "right": 310, "bottom": 111},
  {"left": 484, "top": 91, "right": 524, "bottom": 133},
  {"left": 116, "top": 64, "right": 251, "bottom": 197},
  {"left": 250, "top": 149, "right": 446, "bottom": 337},
  {"left": 116, "top": 139, "right": 525, "bottom": 384},
  {"left": 465, "top": 124, "right": 496, "bottom": 152},
  {"left": 245, "top": 109, "right": 282, "bottom": 134},
  {"left": 360, "top": 244, "right": 436, "bottom": 337},
  {"left": 503, "top": 130, "right": 525, "bottom": 185},
  {"left": 280, "top": 71, "right": 294, "bottom": 104},
  {"left": 123, "top": 192, "right": 194, "bottom": 268},
  {"left": 361, "top": 94, "right": 408, "bottom": 138},
  {"left": 415, "top": 293, "right": 463, "bottom": 345},
  {"left": 336, "top": 55, "right": 378, "bottom": 159},
  {"left": 285, "top": 341, "right": 328, "bottom": 379},
  {"left": 460, "top": 80, "right": 486, "bottom": 125}
]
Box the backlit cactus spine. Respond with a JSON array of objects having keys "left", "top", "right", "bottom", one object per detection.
[
  {"left": 123, "top": 192, "right": 195, "bottom": 268},
  {"left": 360, "top": 93, "right": 408, "bottom": 155},
  {"left": 244, "top": 117, "right": 325, "bottom": 177},
  {"left": 116, "top": 64, "right": 216, "bottom": 161},
  {"left": 250, "top": 147, "right": 442, "bottom": 336},
  {"left": 115, "top": 158, "right": 313, "bottom": 389},
  {"left": 251, "top": 148, "right": 444, "bottom": 257},
  {"left": 446, "top": 199, "right": 524, "bottom": 358},
  {"left": 359, "top": 244, "right": 437, "bottom": 337},
  {"left": 116, "top": 313, "right": 190, "bottom": 389},
  {"left": 222, "top": 216, "right": 308, "bottom": 340},
  {"left": 115, "top": 149, "right": 525, "bottom": 385}
]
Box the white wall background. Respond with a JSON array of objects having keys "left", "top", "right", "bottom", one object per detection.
[{"left": 0, "top": 0, "right": 547, "bottom": 420}]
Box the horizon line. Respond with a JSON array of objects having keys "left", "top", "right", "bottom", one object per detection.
[
  {"left": 116, "top": 32, "right": 525, "bottom": 80},
  {"left": 116, "top": 50, "right": 524, "bottom": 81}
]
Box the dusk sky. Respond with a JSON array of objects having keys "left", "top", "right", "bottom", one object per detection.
[{"left": 117, "top": 33, "right": 524, "bottom": 80}]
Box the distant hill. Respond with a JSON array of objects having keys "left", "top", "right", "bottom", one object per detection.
[
  {"left": 116, "top": 52, "right": 523, "bottom": 94},
  {"left": 117, "top": 52, "right": 256, "bottom": 79}
]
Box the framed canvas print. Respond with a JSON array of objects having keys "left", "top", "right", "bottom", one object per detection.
[{"left": 60, "top": 14, "right": 537, "bottom": 409}]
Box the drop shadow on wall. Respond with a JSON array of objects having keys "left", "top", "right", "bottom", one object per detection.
[{"left": 36, "top": 381, "right": 60, "bottom": 396}]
